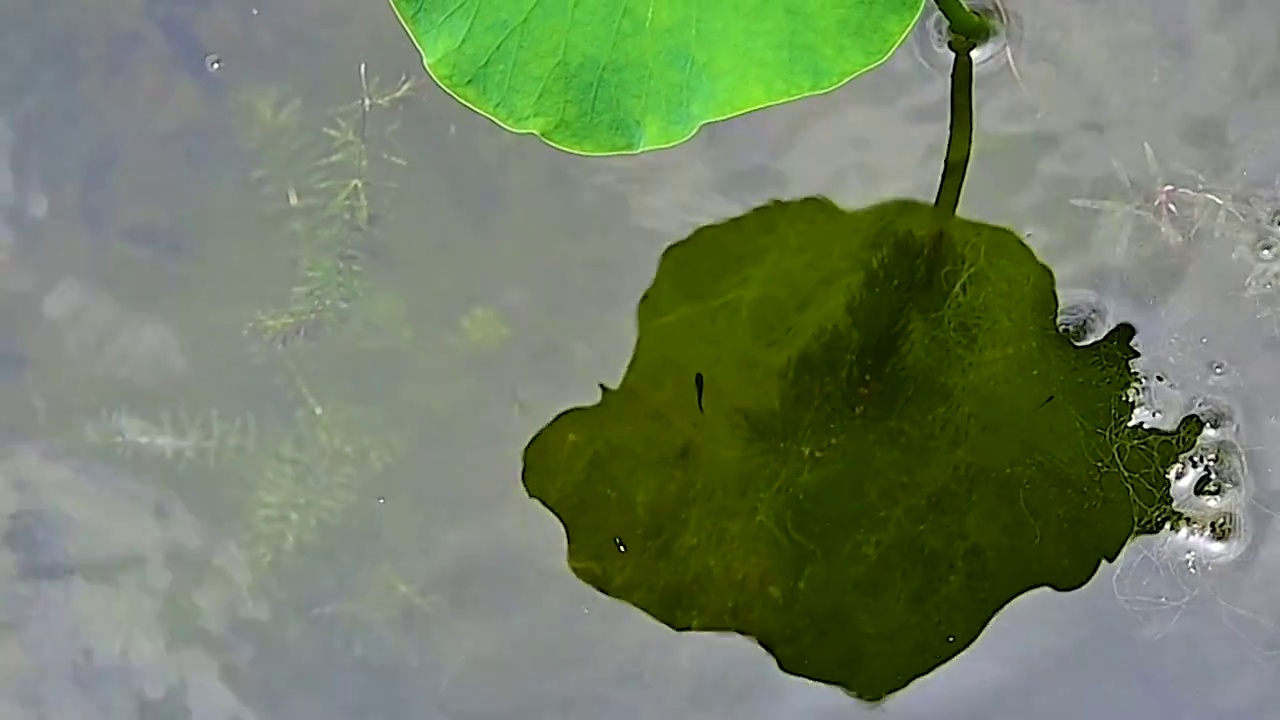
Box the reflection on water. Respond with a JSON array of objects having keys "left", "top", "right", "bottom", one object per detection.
[
  {"left": 0, "top": 0, "right": 454, "bottom": 717},
  {"left": 1, "top": 0, "right": 1280, "bottom": 718},
  {"left": 0, "top": 444, "right": 261, "bottom": 718},
  {"left": 578, "top": 1, "right": 1280, "bottom": 717}
]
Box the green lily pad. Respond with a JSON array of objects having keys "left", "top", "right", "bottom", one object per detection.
[
  {"left": 389, "top": 0, "right": 926, "bottom": 155},
  {"left": 522, "top": 198, "right": 1203, "bottom": 700}
]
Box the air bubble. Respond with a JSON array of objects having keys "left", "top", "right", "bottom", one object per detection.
[
  {"left": 204, "top": 53, "right": 222, "bottom": 73},
  {"left": 1115, "top": 422, "right": 1276, "bottom": 652},
  {"left": 910, "top": 0, "right": 1023, "bottom": 77},
  {"left": 1252, "top": 233, "right": 1279, "bottom": 263},
  {"left": 1186, "top": 395, "right": 1238, "bottom": 437},
  {"left": 1168, "top": 438, "right": 1247, "bottom": 514},
  {"left": 1193, "top": 473, "right": 1229, "bottom": 503},
  {"left": 1055, "top": 293, "right": 1110, "bottom": 346},
  {"left": 1126, "top": 378, "right": 1180, "bottom": 430},
  {"left": 1234, "top": 201, "right": 1280, "bottom": 295},
  {"left": 1208, "top": 359, "right": 1227, "bottom": 377},
  {"left": 1167, "top": 510, "right": 1252, "bottom": 568}
]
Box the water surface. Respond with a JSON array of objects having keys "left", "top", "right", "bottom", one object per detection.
[{"left": 2, "top": 0, "right": 1280, "bottom": 718}]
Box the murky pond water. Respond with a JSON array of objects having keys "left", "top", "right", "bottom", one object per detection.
[{"left": 2, "top": 0, "right": 1280, "bottom": 717}]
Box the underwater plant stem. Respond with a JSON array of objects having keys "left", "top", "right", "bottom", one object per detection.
[
  {"left": 933, "top": 37, "right": 975, "bottom": 217},
  {"left": 932, "top": 0, "right": 994, "bottom": 46}
]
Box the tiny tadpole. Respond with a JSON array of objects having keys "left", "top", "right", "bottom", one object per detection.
[{"left": 694, "top": 372, "right": 705, "bottom": 414}]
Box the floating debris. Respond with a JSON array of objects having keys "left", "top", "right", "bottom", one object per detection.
[{"left": 1068, "top": 142, "right": 1227, "bottom": 259}]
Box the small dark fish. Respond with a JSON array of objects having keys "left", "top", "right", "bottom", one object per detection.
[{"left": 694, "top": 372, "right": 705, "bottom": 414}]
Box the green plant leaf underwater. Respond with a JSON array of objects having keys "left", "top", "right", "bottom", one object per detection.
[
  {"left": 389, "top": 0, "right": 927, "bottom": 154},
  {"left": 522, "top": 198, "right": 1203, "bottom": 700}
]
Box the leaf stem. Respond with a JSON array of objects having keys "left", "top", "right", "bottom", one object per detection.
[
  {"left": 931, "top": 0, "right": 994, "bottom": 46},
  {"left": 933, "top": 36, "right": 975, "bottom": 217}
]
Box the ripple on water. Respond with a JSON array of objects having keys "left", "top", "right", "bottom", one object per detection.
[
  {"left": 1055, "top": 289, "right": 1113, "bottom": 346},
  {"left": 910, "top": 0, "right": 1023, "bottom": 77}
]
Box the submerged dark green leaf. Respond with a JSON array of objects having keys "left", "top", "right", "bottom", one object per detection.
[{"left": 523, "top": 198, "right": 1202, "bottom": 701}]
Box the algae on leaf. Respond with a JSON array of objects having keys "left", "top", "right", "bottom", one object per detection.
[
  {"left": 522, "top": 198, "right": 1203, "bottom": 701},
  {"left": 389, "top": 0, "right": 926, "bottom": 155}
]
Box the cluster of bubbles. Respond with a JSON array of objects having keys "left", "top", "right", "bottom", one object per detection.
[
  {"left": 1232, "top": 197, "right": 1280, "bottom": 301},
  {"left": 1043, "top": 121, "right": 1280, "bottom": 691},
  {"left": 1114, "top": 348, "right": 1257, "bottom": 572},
  {"left": 1163, "top": 404, "right": 1254, "bottom": 569},
  {"left": 1119, "top": 357, "right": 1258, "bottom": 570},
  {"left": 1055, "top": 294, "right": 1279, "bottom": 654},
  {"left": 1107, "top": 392, "right": 1276, "bottom": 646},
  {"left": 1033, "top": 37, "right": 1280, "bottom": 693}
]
